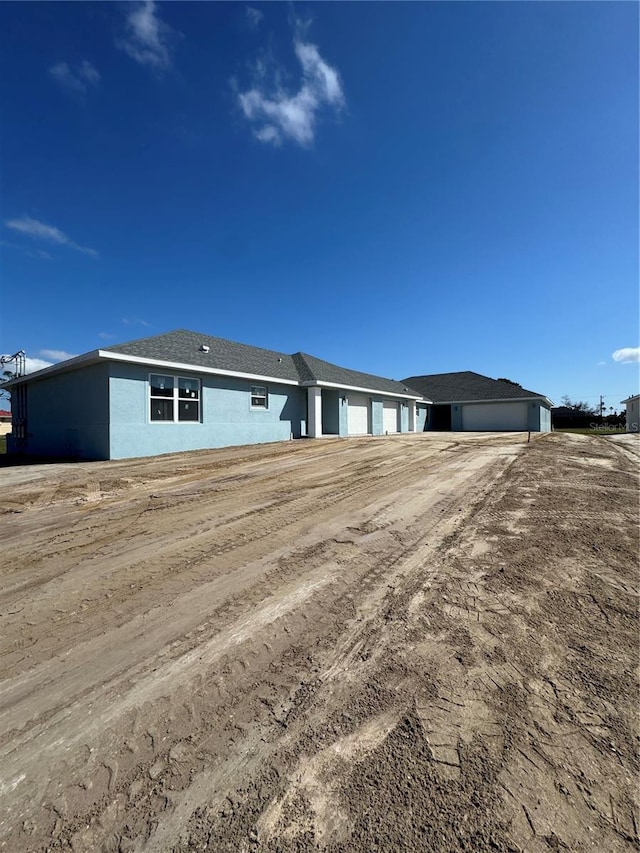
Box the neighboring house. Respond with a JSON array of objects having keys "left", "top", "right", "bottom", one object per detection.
[
  {"left": 2, "top": 330, "right": 428, "bottom": 460},
  {"left": 0, "top": 408, "right": 11, "bottom": 437},
  {"left": 402, "top": 371, "right": 553, "bottom": 432},
  {"left": 621, "top": 394, "right": 639, "bottom": 433}
]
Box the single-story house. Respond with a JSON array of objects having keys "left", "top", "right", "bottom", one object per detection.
[
  {"left": 2, "top": 330, "right": 428, "bottom": 460},
  {"left": 0, "top": 408, "right": 11, "bottom": 437},
  {"left": 621, "top": 394, "right": 639, "bottom": 433},
  {"left": 401, "top": 371, "right": 553, "bottom": 432}
]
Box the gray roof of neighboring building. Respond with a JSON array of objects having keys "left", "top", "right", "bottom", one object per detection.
[
  {"left": 402, "top": 371, "right": 551, "bottom": 404},
  {"left": 104, "top": 329, "right": 301, "bottom": 383}
]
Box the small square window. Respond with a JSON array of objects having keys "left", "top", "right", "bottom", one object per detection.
[{"left": 250, "top": 385, "right": 268, "bottom": 408}]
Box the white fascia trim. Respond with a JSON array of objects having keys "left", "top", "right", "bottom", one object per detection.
[
  {"left": 434, "top": 396, "right": 554, "bottom": 407},
  {"left": 1, "top": 351, "right": 101, "bottom": 387},
  {"left": 303, "top": 380, "right": 429, "bottom": 402},
  {"left": 99, "top": 351, "right": 300, "bottom": 387}
]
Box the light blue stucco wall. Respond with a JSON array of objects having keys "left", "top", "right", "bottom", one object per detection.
[
  {"left": 416, "top": 404, "right": 428, "bottom": 432},
  {"left": 18, "top": 363, "right": 110, "bottom": 459},
  {"left": 530, "top": 402, "right": 551, "bottom": 432},
  {"left": 543, "top": 406, "right": 551, "bottom": 431},
  {"left": 109, "top": 363, "right": 307, "bottom": 459},
  {"left": 338, "top": 396, "right": 349, "bottom": 436},
  {"left": 626, "top": 398, "right": 639, "bottom": 433},
  {"left": 371, "top": 399, "right": 384, "bottom": 436},
  {"left": 542, "top": 405, "right": 551, "bottom": 431},
  {"left": 400, "top": 403, "right": 409, "bottom": 432}
]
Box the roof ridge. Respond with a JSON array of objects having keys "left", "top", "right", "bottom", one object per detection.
[{"left": 105, "top": 329, "right": 295, "bottom": 360}]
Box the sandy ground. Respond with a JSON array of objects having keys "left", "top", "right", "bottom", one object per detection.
[{"left": 0, "top": 431, "right": 637, "bottom": 853}]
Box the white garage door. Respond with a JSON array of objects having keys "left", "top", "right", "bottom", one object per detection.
[
  {"left": 348, "top": 394, "right": 370, "bottom": 435},
  {"left": 382, "top": 400, "right": 399, "bottom": 433},
  {"left": 462, "top": 402, "right": 528, "bottom": 431}
]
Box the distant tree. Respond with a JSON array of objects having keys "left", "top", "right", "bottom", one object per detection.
[
  {"left": 497, "top": 378, "right": 522, "bottom": 386},
  {"left": 559, "top": 396, "right": 597, "bottom": 415}
]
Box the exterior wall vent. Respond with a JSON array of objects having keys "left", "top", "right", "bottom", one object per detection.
[{"left": 200, "top": 345, "right": 210, "bottom": 353}]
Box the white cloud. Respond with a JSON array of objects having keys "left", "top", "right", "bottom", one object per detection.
[
  {"left": 612, "top": 347, "right": 640, "bottom": 364},
  {"left": 9, "top": 350, "right": 77, "bottom": 377},
  {"left": 295, "top": 42, "right": 343, "bottom": 104},
  {"left": 25, "top": 357, "right": 54, "bottom": 374},
  {"left": 246, "top": 7, "right": 263, "bottom": 29},
  {"left": 238, "top": 38, "right": 345, "bottom": 146},
  {"left": 39, "top": 349, "right": 77, "bottom": 362},
  {"left": 122, "top": 317, "right": 151, "bottom": 327},
  {"left": 98, "top": 332, "right": 115, "bottom": 340},
  {"left": 4, "top": 216, "right": 98, "bottom": 258},
  {"left": 255, "top": 125, "right": 281, "bottom": 144},
  {"left": 49, "top": 60, "right": 100, "bottom": 94},
  {"left": 118, "top": 1, "right": 178, "bottom": 71}
]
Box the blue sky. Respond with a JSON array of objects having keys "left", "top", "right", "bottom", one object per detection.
[{"left": 1, "top": 1, "right": 638, "bottom": 411}]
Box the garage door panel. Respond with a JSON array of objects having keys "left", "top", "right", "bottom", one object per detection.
[
  {"left": 462, "top": 402, "right": 528, "bottom": 431},
  {"left": 348, "top": 394, "right": 370, "bottom": 435},
  {"left": 382, "top": 400, "right": 399, "bottom": 433}
]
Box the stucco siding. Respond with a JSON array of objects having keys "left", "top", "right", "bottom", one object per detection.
[
  {"left": 338, "top": 395, "right": 349, "bottom": 436},
  {"left": 109, "top": 363, "right": 307, "bottom": 459},
  {"left": 416, "top": 404, "right": 428, "bottom": 432},
  {"left": 534, "top": 403, "right": 552, "bottom": 432},
  {"left": 626, "top": 398, "right": 639, "bottom": 432},
  {"left": 369, "top": 397, "right": 411, "bottom": 436},
  {"left": 400, "top": 402, "right": 409, "bottom": 432},
  {"left": 370, "top": 399, "right": 383, "bottom": 436},
  {"left": 451, "top": 405, "right": 463, "bottom": 431},
  {"left": 19, "top": 363, "right": 110, "bottom": 459}
]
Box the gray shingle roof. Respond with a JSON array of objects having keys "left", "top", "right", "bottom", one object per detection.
[
  {"left": 102, "top": 330, "right": 423, "bottom": 396},
  {"left": 104, "top": 330, "right": 301, "bottom": 383},
  {"left": 402, "top": 371, "right": 548, "bottom": 403},
  {"left": 4, "top": 329, "right": 427, "bottom": 399},
  {"left": 293, "top": 352, "right": 421, "bottom": 396}
]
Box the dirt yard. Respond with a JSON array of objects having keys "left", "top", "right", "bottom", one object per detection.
[{"left": 0, "top": 432, "right": 638, "bottom": 853}]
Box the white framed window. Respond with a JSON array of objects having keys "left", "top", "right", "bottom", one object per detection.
[
  {"left": 250, "top": 384, "right": 268, "bottom": 409},
  {"left": 149, "top": 374, "right": 200, "bottom": 423}
]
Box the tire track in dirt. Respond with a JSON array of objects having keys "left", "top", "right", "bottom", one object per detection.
[
  {"left": 3, "top": 433, "right": 634, "bottom": 852},
  {"left": 164, "top": 434, "right": 637, "bottom": 853},
  {"left": 0, "top": 436, "right": 521, "bottom": 851},
  {"left": 0, "top": 438, "right": 499, "bottom": 674}
]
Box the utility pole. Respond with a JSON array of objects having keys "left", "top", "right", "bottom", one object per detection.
[{"left": 599, "top": 395, "right": 605, "bottom": 418}]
